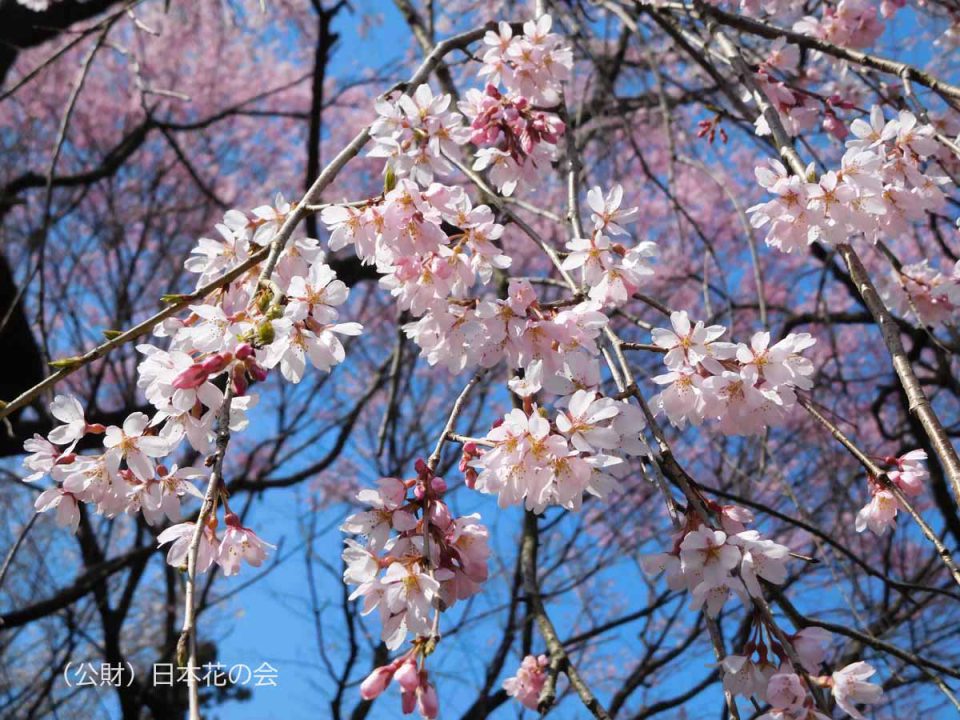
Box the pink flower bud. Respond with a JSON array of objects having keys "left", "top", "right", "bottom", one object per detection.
[
  {"left": 417, "top": 682, "right": 439, "bottom": 719},
  {"left": 201, "top": 352, "right": 233, "bottom": 374},
  {"left": 172, "top": 364, "right": 210, "bottom": 390},
  {"left": 414, "top": 458, "right": 429, "bottom": 478},
  {"left": 360, "top": 665, "right": 395, "bottom": 700},
  {"left": 430, "top": 477, "right": 447, "bottom": 494},
  {"left": 232, "top": 367, "right": 248, "bottom": 396},
  {"left": 465, "top": 468, "right": 478, "bottom": 490},
  {"left": 235, "top": 343, "right": 254, "bottom": 360},
  {"left": 401, "top": 688, "right": 416, "bottom": 714},
  {"left": 463, "top": 442, "right": 477, "bottom": 455},
  {"left": 394, "top": 660, "right": 419, "bottom": 692},
  {"left": 247, "top": 361, "right": 269, "bottom": 382},
  {"left": 428, "top": 500, "right": 453, "bottom": 530}
]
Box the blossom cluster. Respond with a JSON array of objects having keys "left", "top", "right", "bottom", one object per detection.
[
  {"left": 343, "top": 462, "right": 490, "bottom": 719},
  {"left": 369, "top": 84, "right": 470, "bottom": 186},
  {"left": 643, "top": 501, "right": 886, "bottom": 718},
  {"left": 750, "top": 107, "right": 948, "bottom": 252},
  {"left": 322, "top": 183, "right": 617, "bottom": 376},
  {"left": 360, "top": 650, "right": 439, "bottom": 719},
  {"left": 478, "top": 16, "right": 572, "bottom": 106},
  {"left": 650, "top": 311, "right": 816, "bottom": 434},
  {"left": 794, "top": 0, "right": 885, "bottom": 50},
  {"left": 502, "top": 654, "right": 549, "bottom": 710},
  {"left": 878, "top": 258, "right": 960, "bottom": 327},
  {"left": 465, "top": 16, "right": 573, "bottom": 195},
  {"left": 561, "top": 184, "right": 658, "bottom": 306},
  {"left": 465, "top": 387, "right": 647, "bottom": 513},
  {"left": 642, "top": 502, "right": 792, "bottom": 616},
  {"left": 460, "top": 83, "right": 564, "bottom": 196},
  {"left": 24, "top": 197, "right": 361, "bottom": 575},
  {"left": 722, "top": 619, "right": 883, "bottom": 720},
  {"left": 855, "top": 449, "right": 928, "bottom": 535}
]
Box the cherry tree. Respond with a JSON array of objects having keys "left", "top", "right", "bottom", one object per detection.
[{"left": 1, "top": 0, "right": 960, "bottom": 719}]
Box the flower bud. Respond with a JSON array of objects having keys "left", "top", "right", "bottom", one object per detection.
[
  {"left": 256, "top": 321, "right": 275, "bottom": 345},
  {"left": 428, "top": 500, "right": 453, "bottom": 530},
  {"left": 201, "top": 352, "right": 233, "bottom": 374},
  {"left": 232, "top": 366, "right": 249, "bottom": 396},
  {"left": 247, "top": 361, "right": 269, "bottom": 382},
  {"left": 394, "top": 660, "right": 419, "bottom": 692},
  {"left": 430, "top": 477, "right": 447, "bottom": 494},
  {"left": 235, "top": 343, "right": 254, "bottom": 360},
  {"left": 400, "top": 688, "right": 416, "bottom": 715},
  {"left": 172, "top": 364, "right": 210, "bottom": 390},
  {"left": 360, "top": 665, "right": 395, "bottom": 700},
  {"left": 417, "top": 682, "right": 439, "bottom": 719}
]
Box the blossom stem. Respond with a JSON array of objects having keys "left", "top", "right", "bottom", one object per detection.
[
  {"left": 799, "top": 396, "right": 960, "bottom": 588},
  {"left": 521, "top": 510, "right": 613, "bottom": 719},
  {"left": 177, "top": 384, "right": 235, "bottom": 720}
]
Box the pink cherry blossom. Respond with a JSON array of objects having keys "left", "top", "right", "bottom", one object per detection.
[
  {"left": 831, "top": 661, "right": 883, "bottom": 719},
  {"left": 503, "top": 654, "right": 549, "bottom": 710}
]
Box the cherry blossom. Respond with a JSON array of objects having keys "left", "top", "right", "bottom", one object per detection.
[
  {"left": 650, "top": 314, "right": 815, "bottom": 434},
  {"left": 369, "top": 84, "right": 470, "bottom": 186},
  {"left": 157, "top": 521, "right": 219, "bottom": 573},
  {"left": 34, "top": 487, "right": 80, "bottom": 533},
  {"left": 831, "top": 661, "right": 883, "bottom": 719},
  {"left": 751, "top": 108, "right": 947, "bottom": 251},
  {"left": 855, "top": 487, "right": 899, "bottom": 535},
  {"left": 103, "top": 412, "right": 172, "bottom": 482},
  {"left": 217, "top": 513, "right": 274, "bottom": 576},
  {"left": 340, "top": 477, "right": 418, "bottom": 550},
  {"left": 503, "top": 654, "right": 549, "bottom": 710},
  {"left": 46, "top": 394, "right": 88, "bottom": 446}
]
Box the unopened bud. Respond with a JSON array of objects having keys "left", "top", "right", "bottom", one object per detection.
[
  {"left": 172, "top": 364, "right": 210, "bottom": 390},
  {"left": 394, "top": 660, "right": 419, "bottom": 692},
  {"left": 417, "top": 682, "right": 439, "bottom": 719},
  {"left": 256, "top": 322, "right": 275, "bottom": 345},
  {"left": 201, "top": 352, "right": 232, "bottom": 374},
  {"left": 247, "top": 361, "right": 269, "bottom": 382},
  {"left": 384, "top": 164, "right": 397, "bottom": 193},
  {"left": 232, "top": 367, "right": 249, "bottom": 396},
  {"left": 360, "top": 665, "right": 395, "bottom": 700},
  {"left": 428, "top": 500, "right": 453, "bottom": 530}
]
